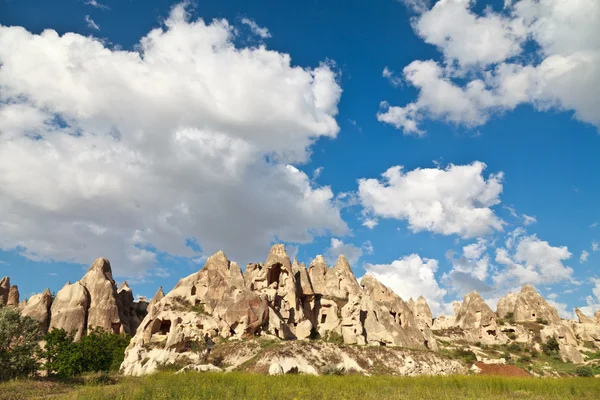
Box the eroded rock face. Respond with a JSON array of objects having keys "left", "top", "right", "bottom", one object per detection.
[
  {"left": 7, "top": 285, "right": 19, "bottom": 306},
  {"left": 0, "top": 277, "right": 10, "bottom": 306},
  {"left": 120, "top": 247, "right": 439, "bottom": 375},
  {"left": 575, "top": 308, "right": 595, "bottom": 325},
  {"left": 455, "top": 291, "right": 507, "bottom": 345},
  {"left": 49, "top": 282, "right": 90, "bottom": 341},
  {"left": 414, "top": 296, "right": 433, "bottom": 329},
  {"left": 21, "top": 288, "right": 53, "bottom": 333},
  {"left": 80, "top": 258, "right": 125, "bottom": 334},
  {"left": 499, "top": 285, "right": 561, "bottom": 324}
]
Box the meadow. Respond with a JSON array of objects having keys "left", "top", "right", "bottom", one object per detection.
[{"left": 1, "top": 372, "right": 600, "bottom": 400}]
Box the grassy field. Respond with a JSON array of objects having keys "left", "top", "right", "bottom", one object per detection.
[{"left": 2, "top": 373, "right": 600, "bottom": 400}]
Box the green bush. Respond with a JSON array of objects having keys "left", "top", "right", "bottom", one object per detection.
[
  {"left": 575, "top": 366, "right": 594, "bottom": 377},
  {"left": 535, "top": 317, "right": 549, "bottom": 325},
  {"left": 0, "top": 307, "right": 41, "bottom": 381},
  {"left": 505, "top": 312, "right": 515, "bottom": 323},
  {"left": 541, "top": 336, "right": 560, "bottom": 357},
  {"left": 453, "top": 348, "right": 477, "bottom": 364},
  {"left": 41, "top": 328, "right": 130, "bottom": 377}
]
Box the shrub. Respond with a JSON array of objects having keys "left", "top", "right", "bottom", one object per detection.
[
  {"left": 0, "top": 307, "right": 41, "bottom": 381},
  {"left": 507, "top": 342, "right": 521, "bottom": 352},
  {"left": 575, "top": 366, "right": 594, "bottom": 377},
  {"left": 541, "top": 336, "right": 560, "bottom": 357},
  {"left": 536, "top": 317, "right": 549, "bottom": 325},
  {"left": 41, "top": 328, "right": 130, "bottom": 377},
  {"left": 453, "top": 348, "right": 477, "bottom": 365},
  {"left": 505, "top": 312, "right": 515, "bottom": 323},
  {"left": 322, "top": 364, "right": 345, "bottom": 375},
  {"left": 519, "top": 355, "right": 532, "bottom": 363},
  {"left": 506, "top": 332, "right": 517, "bottom": 340}
]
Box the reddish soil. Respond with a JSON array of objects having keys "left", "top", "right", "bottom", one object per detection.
[{"left": 474, "top": 362, "right": 530, "bottom": 377}]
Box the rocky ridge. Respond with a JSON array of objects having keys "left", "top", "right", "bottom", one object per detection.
[{"left": 3, "top": 244, "right": 600, "bottom": 377}]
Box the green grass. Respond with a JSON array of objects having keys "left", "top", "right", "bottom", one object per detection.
[{"left": 2, "top": 373, "right": 598, "bottom": 400}]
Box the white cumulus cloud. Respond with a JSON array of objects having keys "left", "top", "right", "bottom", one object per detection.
[
  {"left": 363, "top": 253, "right": 447, "bottom": 315},
  {"left": 383, "top": 0, "right": 600, "bottom": 135},
  {"left": 241, "top": 18, "right": 271, "bottom": 39},
  {"left": 0, "top": 3, "right": 346, "bottom": 277},
  {"left": 358, "top": 162, "right": 504, "bottom": 238},
  {"left": 324, "top": 238, "right": 363, "bottom": 266}
]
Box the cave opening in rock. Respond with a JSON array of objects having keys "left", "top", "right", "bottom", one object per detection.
[
  {"left": 267, "top": 263, "right": 283, "bottom": 287},
  {"left": 160, "top": 320, "right": 171, "bottom": 335},
  {"left": 111, "top": 323, "right": 121, "bottom": 334},
  {"left": 191, "top": 285, "right": 197, "bottom": 296},
  {"left": 321, "top": 313, "right": 327, "bottom": 324}
]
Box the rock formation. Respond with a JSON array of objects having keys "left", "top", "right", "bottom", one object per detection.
[
  {"left": 7, "top": 285, "right": 19, "bottom": 306},
  {"left": 0, "top": 277, "right": 10, "bottom": 305},
  {"left": 455, "top": 291, "right": 508, "bottom": 344},
  {"left": 49, "top": 281, "right": 90, "bottom": 340},
  {"left": 414, "top": 296, "right": 433, "bottom": 329},
  {"left": 574, "top": 308, "right": 595, "bottom": 324},
  {"left": 120, "top": 245, "right": 439, "bottom": 375},
  {"left": 496, "top": 285, "right": 560, "bottom": 324},
  {"left": 20, "top": 289, "right": 53, "bottom": 333}
]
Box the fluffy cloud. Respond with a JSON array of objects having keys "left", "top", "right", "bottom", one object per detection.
[
  {"left": 382, "top": 0, "right": 600, "bottom": 134},
  {"left": 0, "top": 4, "right": 347, "bottom": 277},
  {"left": 358, "top": 162, "right": 504, "bottom": 238},
  {"left": 444, "top": 239, "right": 492, "bottom": 295},
  {"left": 363, "top": 254, "right": 447, "bottom": 315},
  {"left": 493, "top": 234, "right": 573, "bottom": 287},
  {"left": 580, "top": 250, "right": 590, "bottom": 263},
  {"left": 593, "top": 241, "right": 599, "bottom": 252},
  {"left": 85, "top": 15, "right": 100, "bottom": 31},
  {"left": 241, "top": 18, "right": 271, "bottom": 39},
  {"left": 324, "top": 238, "right": 363, "bottom": 266}
]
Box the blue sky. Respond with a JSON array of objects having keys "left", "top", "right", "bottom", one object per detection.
[{"left": 0, "top": 0, "right": 599, "bottom": 316}]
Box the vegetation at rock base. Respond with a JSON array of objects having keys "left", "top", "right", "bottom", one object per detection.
[
  {"left": 41, "top": 328, "right": 130, "bottom": 377},
  {"left": 2, "top": 372, "right": 600, "bottom": 400},
  {"left": 0, "top": 307, "right": 41, "bottom": 381}
]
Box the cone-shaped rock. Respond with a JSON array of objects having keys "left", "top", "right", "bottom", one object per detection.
[
  {"left": 150, "top": 286, "right": 165, "bottom": 307},
  {"left": 414, "top": 296, "right": 433, "bottom": 329},
  {"left": 21, "top": 288, "right": 53, "bottom": 333},
  {"left": 496, "top": 292, "right": 518, "bottom": 318},
  {"left": 118, "top": 281, "right": 135, "bottom": 334},
  {"left": 292, "top": 259, "right": 314, "bottom": 297},
  {"left": 50, "top": 282, "right": 90, "bottom": 340},
  {"left": 307, "top": 255, "right": 328, "bottom": 294},
  {"left": 507, "top": 285, "right": 561, "bottom": 324},
  {"left": 80, "top": 258, "right": 126, "bottom": 334},
  {"left": 455, "top": 291, "right": 496, "bottom": 330},
  {"left": 7, "top": 285, "right": 19, "bottom": 306},
  {"left": 0, "top": 277, "right": 10, "bottom": 305},
  {"left": 324, "top": 255, "right": 361, "bottom": 298}
]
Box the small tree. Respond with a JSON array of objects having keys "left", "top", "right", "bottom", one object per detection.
[
  {"left": 541, "top": 336, "right": 560, "bottom": 358},
  {"left": 41, "top": 328, "right": 130, "bottom": 377},
  {"left": 0, "top": 307, "right": 41, "bottom": 381}
]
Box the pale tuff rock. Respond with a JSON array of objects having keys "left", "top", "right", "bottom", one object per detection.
[
  {"left": 176, "top": 364, "right": 222, "bottom": 374},
  {"left": 0, "top": 277, "right": 10, "bottom": 305},
  {"left": 414, "top": 296, "right": 433, "bottom": 329},
  {"left": 455, "top": 291, "right": 508, "bottom": 345},
  {"left": 80, "top": 258, "right": 127, "bottom": 334},
  {"left": 292, "top": 259, "right": 314, "bottom": 298},
  {"left": 496, "top": 292, "right": 518, "bottom": 318},
  {"left": 121, "top": 246, "right": 441, "bottom": 376},
  {"left": 574, "top": 308, "right": 595, "bottom": 325},
  {"left": 497, "top": 285, "right": 561, "bottom": 324},
  {"left": 595, "top": 311, "right": 600, "bottom": 324},
  {"left": 455, "top": 291, "right": 496, "bottom": 330},
  {"left": 46, "top": 258, "right": 139, "bottom": 339},
  {"left": 149, "top": 286, "right": 165, "bottom": 309},
  {"left": 50, "top": 281, "right": 90, "bottom": 341},
  {"left": 7, "top": 285, "right": 19, "bottom": 306},
  {"left": 432, "top": 315, "right": 455, "bottom": 330},
  {"left": 452, "top": 301, "right": 461, "bottom": 316},
  {"left": 21, "top": 288, "right": 53, "bottom": 333},
  {"left": 360, "top": 275, "right": 437, "bottom": 350},
  {"left": 307, "top": 255, "right": 329, "bottom": 295},
  {"left": 268, "top": 363, "right": 284, "bottom": 375},
  {"left": 540, "top": 323, "right": 583, "bottom": 363},
  {"left": 326, "top": 255, "right": 361, "bottom": 299},
  {"left": 118, "top": 282, "right": 137, "bottom": 335}
]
